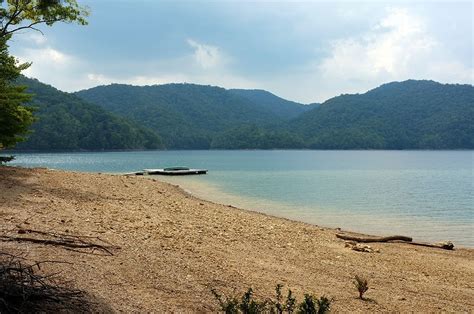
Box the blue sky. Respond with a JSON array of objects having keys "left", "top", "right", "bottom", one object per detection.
[{"left": 8, "top": 0, "right": 473, "bottom": 103}]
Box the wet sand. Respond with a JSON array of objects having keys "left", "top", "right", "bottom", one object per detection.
[{"left": 1, "top": 166, "right": 473, "bottom": 312}]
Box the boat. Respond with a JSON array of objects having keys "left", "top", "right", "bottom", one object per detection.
[{"left": 143, "top": 167, "right": 208, "bottom": 176}]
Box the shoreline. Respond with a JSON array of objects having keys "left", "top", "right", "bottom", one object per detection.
[
  {"left": 143, "top": 173, "right": 473, "bottom": 249},
  {"left": 1, "top": 166, "right": 473, "bottom": 312}
]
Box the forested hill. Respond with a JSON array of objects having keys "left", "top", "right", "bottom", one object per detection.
[
  {"left": 228, "top": 89, "right": 313, "bottom": 119},
  {"left": 75, "top": 83, "right": 305, "bottom": 149},
  {"left": 15, "top": 77, "right": 163, "bottom": 150},
  {"left": 290, "top": 80, "right": 474, "bottom": 149},
  {"left": 13, "top": 78, "right": 473, "bottom": 150}
]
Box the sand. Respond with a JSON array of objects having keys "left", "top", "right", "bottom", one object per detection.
[{"left": 1, "top": 166, "right": 473, "bottom": 312}]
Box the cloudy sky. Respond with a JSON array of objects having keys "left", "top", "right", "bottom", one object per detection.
[{"left": 8, "top": 0, "right": 473, "bottom": 103}]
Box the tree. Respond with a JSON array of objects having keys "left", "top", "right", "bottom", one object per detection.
[
  {"left": 0, "top": 0, "right": 88, "bottom": 149},
  {"left": 0, "top": 35, "right": 34, "bottom": 149},
  {"left": 0, "top": 0, "right": 88, "bottom": 37}
]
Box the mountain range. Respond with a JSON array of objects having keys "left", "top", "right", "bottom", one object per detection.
[{"left": 13, "top": 77, "right": 474, "bottom": 150}]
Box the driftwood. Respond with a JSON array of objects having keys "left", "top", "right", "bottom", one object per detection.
[
  {"left": 336, "top": 234, "right": 413, "bottom": 243},
  {"left": 0, "top": 228, "right": 119, "bottom": 256},
  {"left": 336, "top": 233, "right": 454, "bottom": 250}
]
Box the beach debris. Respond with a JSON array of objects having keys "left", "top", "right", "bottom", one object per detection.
[
  {"left": 0, "top": 252, "right": 87, "bottom": 312},
  {"left": 0, "top": 228, "right": 119, "bottom": 256},
  {"left": 336, "top": 233, "right": 454, "bottom": 250},
  {"left": 434, "top": 241, "right": 454, "bottom": 250},
  {"left": 345, "top": 241, "right": 380, "bottom": 253},
  {"left": 337, "top": 234, "right": 413, "bottom": 243}
]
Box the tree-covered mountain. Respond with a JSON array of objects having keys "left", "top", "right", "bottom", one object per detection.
[
  {"left": 291, "top": 80, "right": 474, "bottom": 149},
  {"left": 228, "top": 89, "right": 313, "bottom": 119},
  {"left": 14, "top": 77, "right": 163, "bottom": 150},
  {"left": 76, "top": 83, "right": 296, "bottom": 149},
  {"left": 13, "top": 78, "right": 473, "bottom": 151}
]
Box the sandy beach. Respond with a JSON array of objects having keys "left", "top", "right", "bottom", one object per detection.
[{"left": 1, "top": 166, "right": 473, "bottom": 312}]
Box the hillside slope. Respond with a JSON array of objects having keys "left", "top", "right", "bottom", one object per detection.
[
  {"left": 76, "top": 84, "right": 289, "bottom": 149},
  {"left": 291, "top": 80, "right": 474, "bottom": 149},
  {"left": 228, "top": 89, "right": 314, "bottom": 119},
  {"left": 15, "top": 77, "right": 163, "bottom": 150}
]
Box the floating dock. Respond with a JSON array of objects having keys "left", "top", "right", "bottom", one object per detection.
[{"left": 143, "top": 167, "right": 208, "bottom": 176}]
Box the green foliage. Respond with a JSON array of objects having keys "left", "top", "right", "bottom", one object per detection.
[
  {"left": 297, "top": 294, "right": 316, "bottom": 314},
  {"left": 0, "top": 0, "right": 88, "bottom": 150},
  {"left": 0, "top": 36, "right": 35, "bottom": 149},
  {"left": 15, "top": 77, "right": 163, "bottom": 150},
  {"left": 211, "top": 288, "right": 240, "bottom": 314},
  {"left": 295, "top": 294, "right": 332, "bottom": 314},
  {"left": 239, "top": 288, "right": 268, "bottom": 314},
  {"left": 315, "top": 296, "right": 331, "bottom": 314},
  {"left": 211, "top": 285, "right": 331, "bottom": 314},
  {"left": 353, "top": 275, "right": 369, "bottom": 300},
  {"left": 0, "top": 0, "right": 89, "bottom": 37}
]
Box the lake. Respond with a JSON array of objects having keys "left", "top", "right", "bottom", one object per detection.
[{"left": 8, "top": 150, "right": 474, "bottom": 247}]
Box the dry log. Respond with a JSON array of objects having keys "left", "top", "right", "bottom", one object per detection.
[
  {"left": 336, "top": 234, "right": 413, "bottom": 243},
  {"left": 336, "top": 233, "right": 454, "bottom": 250}
]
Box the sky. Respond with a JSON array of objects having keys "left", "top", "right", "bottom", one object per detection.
[{"left": 7, "top": 0, "right": 474, "bottom": 103}]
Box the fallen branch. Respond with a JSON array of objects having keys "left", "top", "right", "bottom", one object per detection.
[
  {"left": 0, "top": 252, "right": 87, "bottom": 312},
  {"left": 336, "top": 233, "right": 454, "bottom": 250},
  {"left": 0, "top": 228, "right": 119, "bottom": 256}
]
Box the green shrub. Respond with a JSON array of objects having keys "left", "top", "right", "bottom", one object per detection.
[
  {"left": 240, "top": 288, "right": 268, "bottom": 313},
  {"left": 211, "top": 285, "right": 331, "bottom": 314},
  {"left": 211, "top": 288, "right": 239, "bottom": 314},
  {"left": 297, "top": 294, "right": 316, "bottom": 314}
]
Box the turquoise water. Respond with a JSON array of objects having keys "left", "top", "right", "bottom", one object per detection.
[{"left": 8, "top": 150, "right": 474, "bottom": 247}]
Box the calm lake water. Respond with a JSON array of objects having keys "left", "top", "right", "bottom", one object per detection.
[{"left": 9, "top": 150, "right": 474, "bottom": 247}]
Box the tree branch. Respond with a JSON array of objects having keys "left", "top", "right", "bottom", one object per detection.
[{"left": 2, "top": 18, "right": 62, "bottom": 36}]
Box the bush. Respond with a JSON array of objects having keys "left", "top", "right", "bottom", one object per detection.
[{"left": 211, "top": 284, "right": 331, "bottom": 314}]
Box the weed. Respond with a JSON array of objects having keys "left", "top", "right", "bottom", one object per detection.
[{"left": 353, "top": 275, "right": 369, "bottom": 300}]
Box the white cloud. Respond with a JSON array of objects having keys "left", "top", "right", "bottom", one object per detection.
[
  {"left": 320, "top": 8, "right": 435, "bottom": 79},
  {"left": 315, "top": 7, "right": 473, "bottom": 98},
  {"left": 18, "top": 47, "right": 76, "bottom": 77},
  {"left": 187, "top": 39, "right": 224, "bottom": 69}
]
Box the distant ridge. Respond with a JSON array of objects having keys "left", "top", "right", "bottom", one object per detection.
[{"left": 13, "top": 78, "right": 473, "bottom": 150}]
